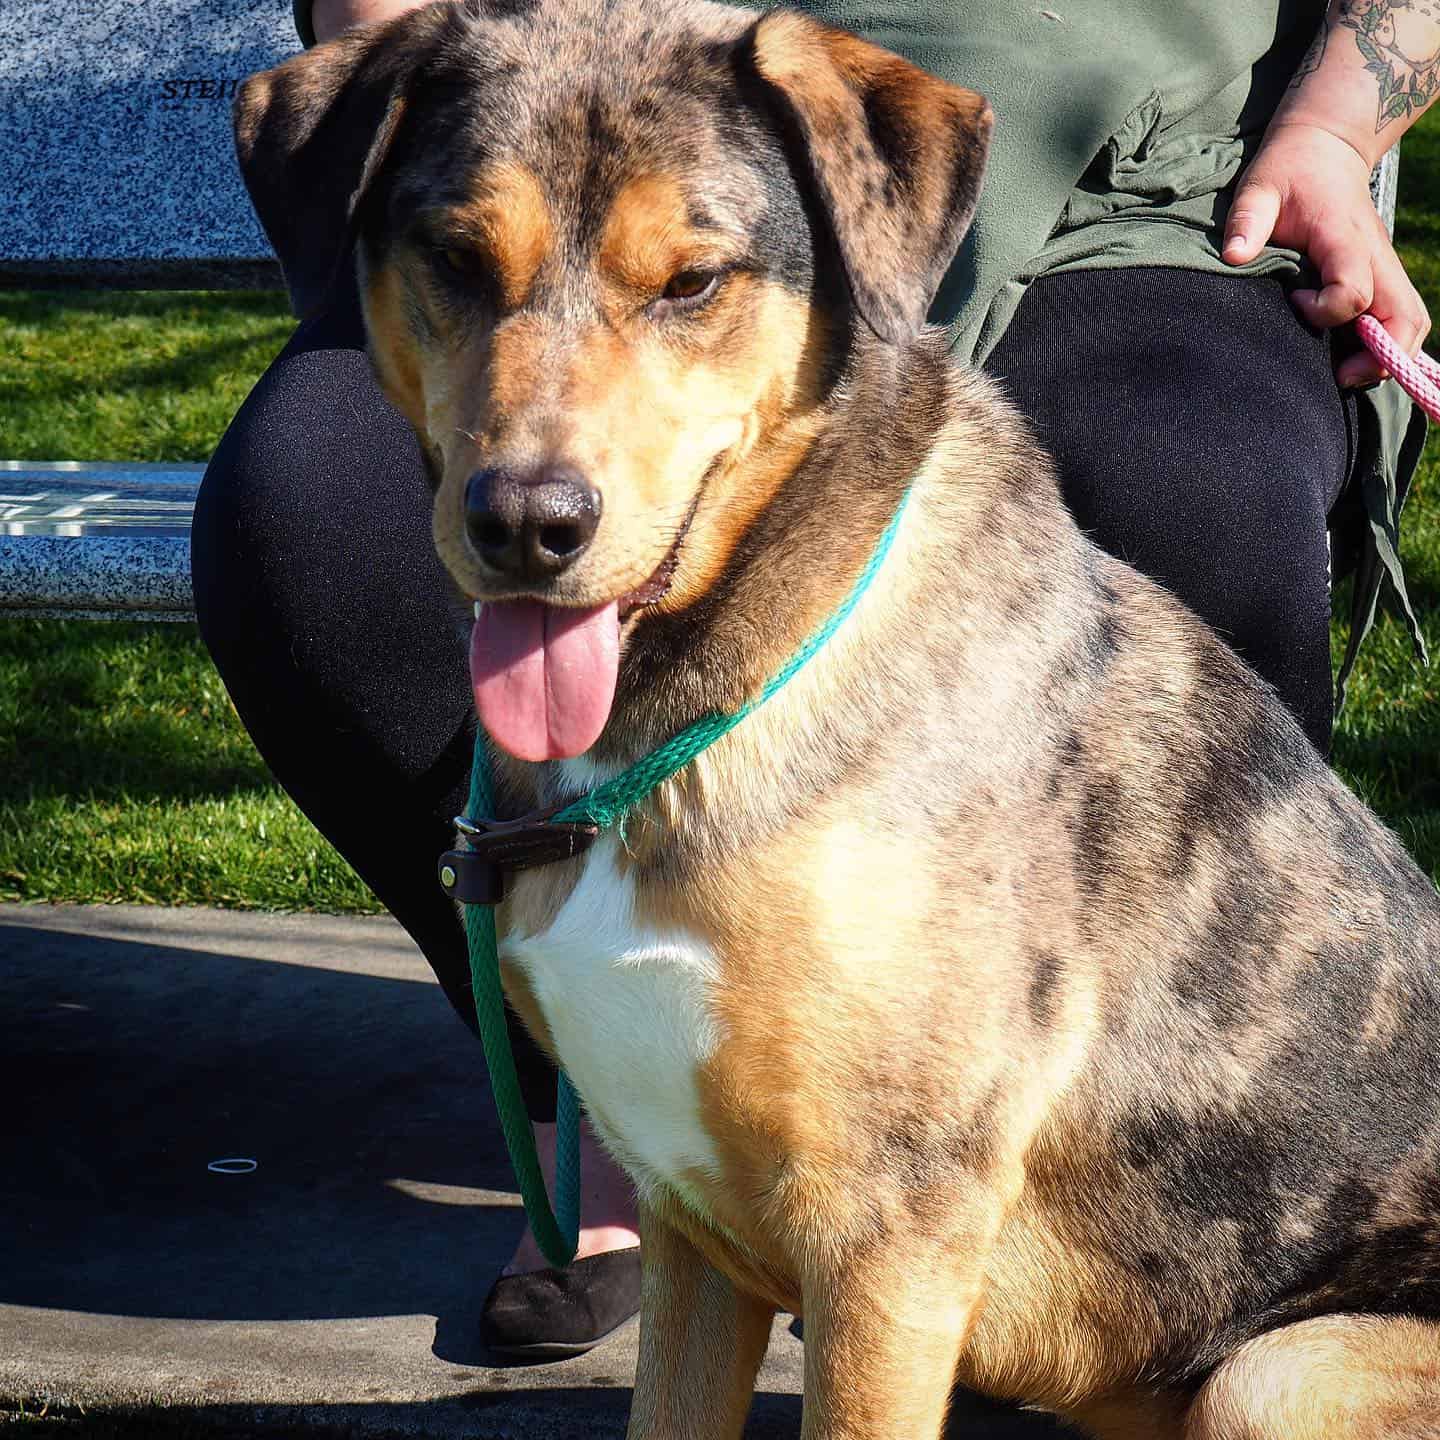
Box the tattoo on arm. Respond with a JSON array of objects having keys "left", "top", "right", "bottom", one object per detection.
[
  {"left": 1339, "top": 0, "right": 1440, "bottom": 130},
  {"left": 1289, "top": 20, "right": 1329, "bottom": 89}
]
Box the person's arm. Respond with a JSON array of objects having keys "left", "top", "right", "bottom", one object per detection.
[
  {"left": 310, "top": 0, "right": 429, "bottom": 44},
  {"left": 1224, "top": 0, "right": 1439, "bottom": 385}
]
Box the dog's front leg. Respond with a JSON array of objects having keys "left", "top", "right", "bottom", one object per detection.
[
  {"left": 799, "top": 1250, "right": 978, "bottom": 1440},
  {"left": 626, "top": 1201, "right": 777, "bottom": 1440}
]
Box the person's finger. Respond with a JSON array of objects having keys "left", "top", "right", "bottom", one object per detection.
[
  {"left": 1335, "top": 342, "right": 1387, "bottom": 389},
  {"left": 1290, "top": 230, "right": 1375, "bottom": 330},
  {"left": 1335, "top": 250, "right": 1430, "bottom": 387},
  {"left": 1223, "top": 178, "right": 1282, "bottom": 265}
]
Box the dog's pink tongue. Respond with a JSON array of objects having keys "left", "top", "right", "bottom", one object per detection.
[{"left": 471, "top": 600, "right": 620, "bottom": 762}]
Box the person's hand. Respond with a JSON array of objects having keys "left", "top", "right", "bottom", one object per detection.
[
  {"left": 312, "top": 0, "right": 431, "bottom": 43},
  {"left": 1223, "top": 121, "right": 1430, "bottom": 387}
]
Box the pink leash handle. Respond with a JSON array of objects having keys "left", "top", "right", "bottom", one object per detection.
[{"left": 1355, "top": 313, "right": 1440, "bottom": 423}]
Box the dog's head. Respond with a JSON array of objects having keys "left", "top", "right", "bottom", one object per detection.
[{"left": 235, "top": 0, "right": 991, "bottom": 760}]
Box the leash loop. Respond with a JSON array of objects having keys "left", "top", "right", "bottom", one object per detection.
[
  {"left": 451, "top": 489, "right": 911, "bottom": 1270},
  {"left": 439, "top": 806, "right": 599, "bottom": 905},
  {"left": 1356, "top": 314, "right": 1440, "bottom": 423}
]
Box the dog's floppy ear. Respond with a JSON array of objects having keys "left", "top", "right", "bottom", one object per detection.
[
  {"left": 234, "top": 12, "right": 442, "bottom": 315},
  {"left": 749, "top": 11, "right": 993, "bottom": 345}
]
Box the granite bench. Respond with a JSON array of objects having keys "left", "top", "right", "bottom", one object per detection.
[
  {"left": 0, "top": 0, "right": 293, "bottom": 621},
  {"left": 0, "top": 0, "right": 1402, "bottom": 622}
]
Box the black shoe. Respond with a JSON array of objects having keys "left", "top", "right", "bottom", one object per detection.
[{"left": 479, "top": 1248, "right": 642, "bottom": 1361}]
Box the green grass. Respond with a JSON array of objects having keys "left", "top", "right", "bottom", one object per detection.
[
  {"left": 0, "top": 291, "right": 292, "bottom": 462},
  {"left": 0, "top": 288, "right": 375, "bottom": 910},
  {"left": 1328, "top": 114, "right": 1440, "bottom": 876},
  {"left": 1, "top": 120, "right": 1439, "bottom": 909},
  {"left": 0, "top": 621, "right": 378, "bottom": 910}
]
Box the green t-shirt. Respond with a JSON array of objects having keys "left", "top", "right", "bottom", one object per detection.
[{"left": 290, "top": 0, "right": 1426, "bottom": 692}]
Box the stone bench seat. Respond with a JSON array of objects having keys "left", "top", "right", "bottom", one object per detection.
[
  {"left": 0, "top": 0, "right": 292, "bottom": 620},
  {"left": 0, "top": 462, "right": 201, "bottom": 620}
]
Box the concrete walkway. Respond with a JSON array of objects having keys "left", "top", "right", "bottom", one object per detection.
[{"left": 0, "top": 904, "right": 1071, "bottom": 1438}]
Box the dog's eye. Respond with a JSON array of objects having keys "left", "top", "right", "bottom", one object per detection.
[
  {"left": 435, "top": 245, "right": 486, "bottom": 278},
  {"left": 657, "top": 269, "right": 721, "bottom": 309}
]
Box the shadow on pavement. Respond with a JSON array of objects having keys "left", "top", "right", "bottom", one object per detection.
[
  {"left": 0, "top": 1389, "right": 796, "bottom": 1439},
  {"left": 1, "top": 1389, "right": 1072, "bottom": 1439},
  {"left": 0, "top": 918, "right": 514, "bottom": 1328}
]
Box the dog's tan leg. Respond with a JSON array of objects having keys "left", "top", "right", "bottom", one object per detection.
[
  {"left": 1185, "top": 1314, "right": 1440, "bottom": 1439},
  {"left": 798, "top": 1251, "right": 977, "bottom": 1439},
  {"left": 626, "top": 1202, "right": 777, "bottom": 1440}
]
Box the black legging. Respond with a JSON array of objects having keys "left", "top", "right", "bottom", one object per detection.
[{"left": 192, "top": 266, "right": 1354, "bottom": 1117}]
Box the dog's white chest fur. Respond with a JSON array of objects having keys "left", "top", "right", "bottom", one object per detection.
[{"left": 501, "top": 835, "right": 724, "bottom": 1196}]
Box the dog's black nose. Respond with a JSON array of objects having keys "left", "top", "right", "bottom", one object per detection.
[{"left": 465, "top": 465, "right": 602, "bottom": 580}]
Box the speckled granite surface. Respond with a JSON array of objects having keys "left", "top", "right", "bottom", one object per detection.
[
  {"left": 0, "top": 537, "right": 194, "bottom": 618},
  {"left": 0, "top": 0, "right": 295, "bottom": 276},
  {"left": 0, "top": 464, "right": 200, "bottom": 618}
]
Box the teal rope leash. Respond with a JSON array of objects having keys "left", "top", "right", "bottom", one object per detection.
[
  {"left": 550, "top": 491, "right": 910, "bottom": 832},
  {"left": 462, "top": 750, "right": 582, "bottom": 1267},
  {"left": 450, "top": 489, "right": 911, "bottom": 1269}
]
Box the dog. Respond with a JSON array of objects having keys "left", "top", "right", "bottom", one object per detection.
[{"left": 235, "top": 1, "right": 1440, "bottom": 1434}]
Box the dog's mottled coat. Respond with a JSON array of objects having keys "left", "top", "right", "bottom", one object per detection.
[{"left": 237, "top": 1, "right": 1440, "bottom": 1433}]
